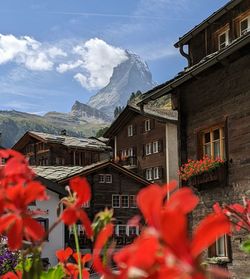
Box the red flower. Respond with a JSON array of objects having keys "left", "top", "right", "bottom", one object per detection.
[
  {"left": 61, "top": 177, "right": 93, "bottom": 238},
  {"left": 0, "top": 271, "right": 22, "bottom": 279},
  {"left": 56, "top": 247, "right": 91, "bottom": 279}
]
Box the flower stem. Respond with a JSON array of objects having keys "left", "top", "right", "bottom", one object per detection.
[{"left": 73, "top": 224, "right": 82, "bottom": 279}]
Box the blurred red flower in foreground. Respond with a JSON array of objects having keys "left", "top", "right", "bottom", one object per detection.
[
  {"left": 61, "top": 177, "right": 93, "bottom": 238},
  {"left": 0, "top": 150, "right": 48, "bottom": 250},
  {"left": 93, "top": 182, "right": 231, "bottom": 279}
]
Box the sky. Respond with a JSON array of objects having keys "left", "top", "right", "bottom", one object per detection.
[{"left": 0, "top": 0, "right": 229, "bottom": 115}]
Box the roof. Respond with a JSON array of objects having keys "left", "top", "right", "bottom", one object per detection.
[
  {"left": 13, "top": 131, "right": 111, "bottom": 152},
  {"left": 103, "top": 103, "right": 177, "bottom": 138},
  {"left": 140, "top": 32, "right": 250, "bottom": 105},
  {"left": 175, "top": 0, "right": 243, "bottom": 47},
  {"left": 36, "top": 176, "right": 67, "bottom": 196},
  {"left": 33, "top": 160, "right": 150, "bottom": 185}
]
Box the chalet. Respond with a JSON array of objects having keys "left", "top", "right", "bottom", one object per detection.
[
  {"left": 103, "top": 104, "right": 178, "bottom": 184},
  {"left": 13, "top": 131, "right": 111, "bottom": 166},
  {"left": 33, "top": 160, "right": 149, "bottom": 250},
  {"left": 139, "top": 0, "right": 250, "bottom": 277}
]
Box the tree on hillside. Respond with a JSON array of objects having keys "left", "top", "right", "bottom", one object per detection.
[
  {"left": 127, "top": 90, "right": 142, "bottom": 104},
  {"left": 114, "top": 106, "right": 124, "bottom": 119},
  {"left": 95, "top": 126, "right": 109, "bottom": 138}
]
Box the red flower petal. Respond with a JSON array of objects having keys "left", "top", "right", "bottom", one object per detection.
[
  {"left": 78, "top": 210, "right": 93, "bottom": 238},
  {"left": 61, "top": 207, "right": 78, "bottom": 225},
  {"left": 8, "top": 217, "right": 23, "bottom": 250},
  {"left": 24, "top": 181, "right": 48, "bottom": 205},
  {"left": 23, "top": 217, "right": 45, "bottom": 241},
  {"left": 191, "top": 213, "right": 230, "bottom": 257},
  {"left": 70, "top": 177, "right": 91, "bottom": 205},
  {"left": 56, "top": 247, "right": 73, "bottom": 263}
]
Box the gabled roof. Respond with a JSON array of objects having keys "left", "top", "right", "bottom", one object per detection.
[
  {"left": 33, "top": 160, "right": 150, "bottom": 185},
  {"left": 139, "top": 32, "right": 250, "bottom": 105},
  {"left": 103, "top": 104, "right": 177, "bottom": 138},
  {"left": 175, "top": 0, "right": 244, "bottom": 47},
  {"left": 36, "top": 176, "right": 67, "bottom": 196},
  {"left": 13, "top": 131, "right": 111, "bottom": 152}
]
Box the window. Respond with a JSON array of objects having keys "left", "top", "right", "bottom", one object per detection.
[
  {"left": 116, "top": 225, "right": 126, "bottom": 236},
  {"left": 145, "top": 119, "right": 151, "bottom": 131},
  {"left": 99, "top": 174, "right": 105, "bottom": 183},
  {"left": 105, "top": 174, "right": 112, "bottom": 183},
  {"left": 153, "top": 167, "right": 160, "bottom": 180},
  {"left": 209, "top": 235, "right": 229, "bottom": 258},
  {"left": 121, "top": 149, "right": 127, "bottom": 159},
  {"left": 218, "top": 30, "right": 229, "bottom": 50},
  {"left": 36, "top": 218, "right": 49, "bottom": 241},
  {"left": 128, "top": 125, "right": 133, "bottom": 137},
  {"left": 99, "top": 174, "right": 112, "bottom": 183},
  {"left": 129, "top": 195, "right": 137, "bottom": 208},
  {"left": 145, "top": 168, "right": 153, "bottom": 180},
  {"left": 83, "top": 201, "right": 90, "bottom": 208},
  {"left": 201, "top": 126, "right": 225, "bottom": 159},
  {"left": 112, "top": 195, "right": 120, "bottom": 208},
  {"left": 152, "top": 141, "right": 159, "bottom": 153},
  {"left": 128, "top": 226, "right": 139, "bottom": 236},
  {"left": 121, "top": 195, "right": 129, "bottom": 208},
  {"left": 145, "top": 143, "right": 152, "bottom": 155},
  {"left": 240, "top": 16, "right": 250, "bottom": 35},
  {"left": 128, "top": 148, "right": 134, "bottom": 157}
]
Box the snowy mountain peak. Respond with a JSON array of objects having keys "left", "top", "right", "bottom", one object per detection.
[{"left": 87, "top": 51, "right": 156, "bottom": 116}]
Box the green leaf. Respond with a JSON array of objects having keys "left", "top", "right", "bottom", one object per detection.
[
  {"left": 40, "top": 265, "right": 65, "bottom": 279},
  {"left": 241, "top": 239, "right": 250, "bottom": 254}
]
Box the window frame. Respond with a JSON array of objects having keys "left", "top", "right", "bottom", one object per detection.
[
  {"left": 240, "top": 15, "right": 250, "bottom": 36},
  {"left": 218, "top": 29, "right": 229, "bottom": 50},
  {"left": 145, "top": 143, "right": 152, "bottom": 155},
  {"left": 153, "top": 167, "right": 160, "bottom": 180},
  {"left": 144, "top": 119, "right": 151, "bottom": 132},
  {"left": 105, "top": 174, "right": 112, "bottom": 184},
  {"left": 112, "top": 195, "right": 120, "bottom": 208},
  {"left": 128, "top": 125, "right": 133, "bottom": 137},
  {"left": 121, "top": 195, "right": 129, "bottom": 208},
  {"left": 200, "top": 125, "right": 225, "bottom": 160},
  {"left": 129, "top": 195, "right": 137, "bottom": 208},
  {"left": 99, "top": 174, "right": 106, "bottom": 184},
  {"left": 152, "top": 141, "right": 159, "bottom": 153},
  {"left": 145, "top": 168, "right": 153, "bottom": 180},
  {"left": 36, "top": 218, "right": 49, "bottom": 241}
]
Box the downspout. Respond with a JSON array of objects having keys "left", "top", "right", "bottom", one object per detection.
[{"left": 179, "top": 44, "right": 191, "bottom": 67}]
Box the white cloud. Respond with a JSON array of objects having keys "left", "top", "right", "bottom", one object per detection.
[
  {"left": 0, "top": 34, "right": 66, "bottom": 71},
  {"left": 72, "top": 38, "right": 128, "bottom": 89},
  {"left": 56, "top": 59, "right": 83, "bottom": 73}
]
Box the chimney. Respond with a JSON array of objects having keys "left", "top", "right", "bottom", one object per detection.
[{"left": 60, "top": 129, "right": 67, "bottom": 136}]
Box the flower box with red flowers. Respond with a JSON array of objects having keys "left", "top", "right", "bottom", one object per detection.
[{"left": 179, "top": 156, "right": 227, "bottom": 188}]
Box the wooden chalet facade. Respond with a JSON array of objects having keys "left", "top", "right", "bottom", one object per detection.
[
  {"left": 33, "top": 160, "right": 149, "bottom": 250},
  {"left": 13, "top": 131, "right": 111, "bottom": 166},
  {"left": 140, "top": 0, "right": 250, "bottom": 277},
  {"left": 104, "top": 104, "right": 178, "bottom": 184}
]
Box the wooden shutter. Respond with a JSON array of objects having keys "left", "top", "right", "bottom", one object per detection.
[{"left": 197, "top": 131, "right": 203, "bottom": 160}]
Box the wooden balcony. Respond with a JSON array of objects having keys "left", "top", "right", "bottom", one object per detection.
[
  {"left": 119, "top": 156, "right": 137, "bottom": 169},
  {"left": 187, "top": 163, "right": 227, "bottom": 190}
]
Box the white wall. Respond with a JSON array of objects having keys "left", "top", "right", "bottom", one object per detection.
[{"left": 29, "top": 189, "right": 64, "bottom": 266}]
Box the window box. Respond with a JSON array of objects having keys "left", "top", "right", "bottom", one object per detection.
[{"left": 187, "top": 163, "right": 227, "bottom": 189}]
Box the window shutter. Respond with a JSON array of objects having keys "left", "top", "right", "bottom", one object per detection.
[
  {"left": 226, "top": 235, "right": 232, "bottom": 260},
  {"left": 158, "top": 139, "right": 163, "bottom": 152},
  {"left": 197, "top": 131, "right": 203, "bottom": 160},
  {"left": 133, "top": 124, "right": 137, "bottom": 135},
  {"left": 159, "top": 167, "right": 163, "bottom": 179},
  {"left": 151, "top": 119, "right": 155, "bottom": 129}
]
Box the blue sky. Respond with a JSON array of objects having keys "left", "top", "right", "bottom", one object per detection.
[{"left": 0, "top": 0, "right": 228, "bottom": 115}]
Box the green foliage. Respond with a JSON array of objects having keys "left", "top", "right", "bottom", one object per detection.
[
  {"left": 127, "top": 90, "right": 142, "bottom": 104},
  {"left": 241, "top": 239, "right": 250, "bottom": 254},
  {"left": 113, "top": 106, "right": 124, "bottom": 118},
  {"left": 96, "top": 126, "right": 109, "bottom": 138},
  {"left": 40, "top": 265, "right": 65, "bottom": 279}
]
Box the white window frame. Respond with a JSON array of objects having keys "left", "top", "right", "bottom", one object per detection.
[
  {"left": 121, "top": 195, "right": 129, "bottom": 208},
  {"left": 153, "top": 167, "right": 160, "bottom": 180},
  {"left": 240, "top": 16, "right": 250, "bottom": 36},
  {"left": 145, "top": 119, "right": 151, "bottom": 132},
  {"left": 115, "top": 225, "right": 126, "bottom": 236},
  {"left": 145, "top": 143, "right": 152, "bottom": 155},
  {"left": 127, "top": 226, "right": 139, "bottom": 236},
  {"left": 145, "top": 168, "right": 153, "bottom": 180},
  {"left": 129, "top": 195, "right": 137, "bottom": 208},
  {"left": 112, "top": 195, "right": 120, "bottom": 208},
  {"left": 128, "top": 125, "right": 133, "bottom": 137},
  {"left": 99, "top": 174, "right": 105, "bottom": 183},
  {"left": 105, "top": 174, "right": 112, "bottom": 184},
  {"left": 216, "top": 235, "right": 228, "bottom": 257},
  {"left": 152, "top": 141, "right": 159, "bottom": 153},
  {"left": 218, "top": 30, "right": 229, "bottom": 50},
  {"left": 83, "top": 201, "right": 90, "bottom": 208},
  {"left": 121, "top": 149, "right": 127, "bottom": 159}
]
